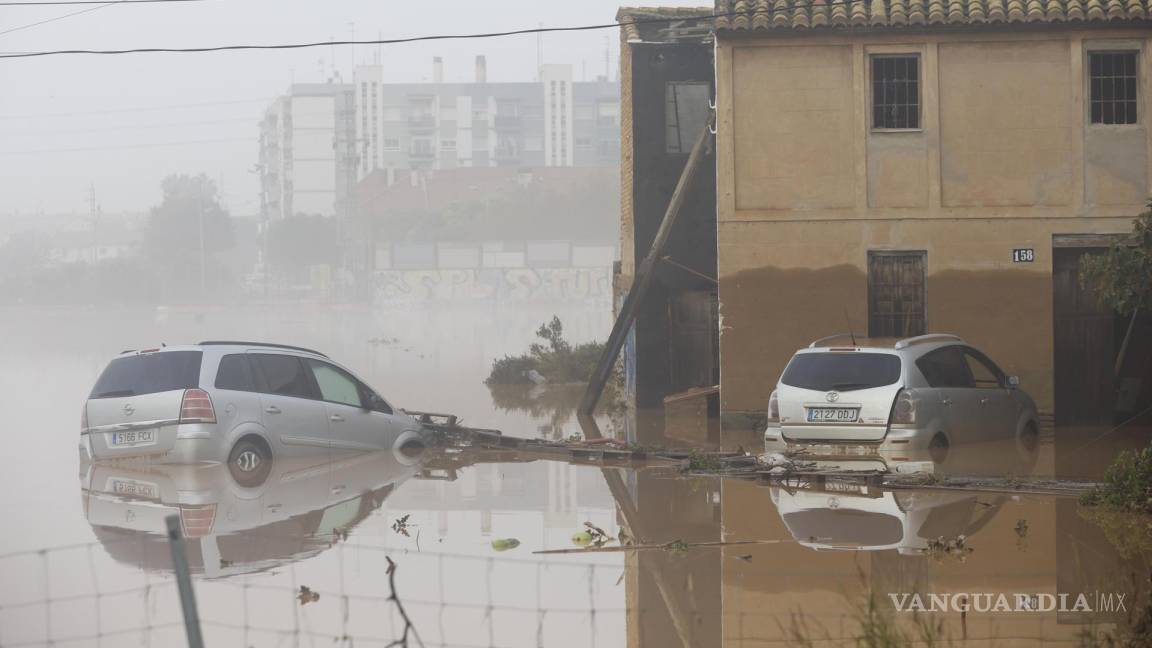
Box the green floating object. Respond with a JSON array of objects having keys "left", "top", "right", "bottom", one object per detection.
[
  {"left": 571, "top": 531, "right": 593, "bottom": 547},
  {"left": 491, "top": 538, "right": 521, "bottom": 552}
]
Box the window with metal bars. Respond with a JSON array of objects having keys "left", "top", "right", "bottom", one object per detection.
[
  {"left": 867, "top": 251, "right": 926, "bottom": 338},
  {"left": 1089, "top": 51, "right": 1138, "bottom": 125},
  {"left": 871, "top": 55, "right": 920, "bottom": 130}
]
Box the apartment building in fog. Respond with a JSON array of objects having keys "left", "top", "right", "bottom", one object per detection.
[
  {"left": 258, "top": 81, "right": 356, "bottom": 221},
  {"left": 352, "top": 56, "right": 620, "bottom": 177}
]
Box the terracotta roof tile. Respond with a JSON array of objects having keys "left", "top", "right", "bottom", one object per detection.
[
  {"left": 616, "top": 7, "right": 715, "bottom": 42},
  {"left": 713, "top": 0, "right": 1151, "bottom": 29}
]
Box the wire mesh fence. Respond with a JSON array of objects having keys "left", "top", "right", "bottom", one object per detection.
[{"left": 0, "top": 534, "right": 627, "bottom": 648}]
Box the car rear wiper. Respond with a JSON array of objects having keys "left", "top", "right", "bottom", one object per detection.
[{"left": 94, "top": 389, "right": 136, "bottom": 398}]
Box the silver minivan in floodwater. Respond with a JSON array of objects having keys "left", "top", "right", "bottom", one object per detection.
[
  {"left": 764, "top": 334, "right": 1041, "bottom": 464},
  {"left": 79, "top": 342, "right": 425, "bottom": 477}
]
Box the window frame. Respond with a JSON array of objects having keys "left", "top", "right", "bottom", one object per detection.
[
  {"left": 915, "top": 345, "right": 975, "bottom": 389},
  {"left": 869, "top": 53, "right": 923, "bottom": 133},
  {"left": 306, "top": 359, "right": 368, "bottom": 409},
  {"left": 248, "top": 352, "right": 318, "bottom": 400},
  {"left": 213, "top": 353, "right": 258, "bottom": 392},
  {"left": 961, "top": 347, "right": 1007, "bottom": 390},
  {"left": 664, "top": 80, "right": 712, "bottom": 155},
  {"left": 867, "top": 249, "right": 928, "bottom": 339},
  {"left": 1085, "top": 44, "right": 1142, "bottom": 128}
]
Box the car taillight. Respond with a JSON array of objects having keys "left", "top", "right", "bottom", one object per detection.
[
  {"left": 766, "top": 390, "right": 780, "bottom": 424},
  {"left": 179, "top": 504, "right": 217, "bottom": 537},
  {"left": 80, "top": 404, "right": 89, "bottom": 434},
  {"left": 891, "top": 389, "right": 917, "bottom": 425},
  {"left": 179, "top": 389, "right": 217, "bottom": 424}
]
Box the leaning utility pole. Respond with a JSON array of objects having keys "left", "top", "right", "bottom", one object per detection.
[{"left": 579, "top": 119, "right": 712, "bottom": 416}]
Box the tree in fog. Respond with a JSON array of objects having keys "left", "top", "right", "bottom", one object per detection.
[
  {"left": 267, "top": 214, "right": 340, "bottom": 284},
  {"left": 144, "top": 174, "right": 235, "bottom": 297}
]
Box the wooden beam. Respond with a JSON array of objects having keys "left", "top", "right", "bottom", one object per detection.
[{"left": 579, "top": 119, "right": 713, "bottom": 415}]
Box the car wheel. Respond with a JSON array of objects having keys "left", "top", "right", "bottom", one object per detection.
[
  {"left": 928, "top": 432, "right": 950, "bottom": 464},
  {"left": 228, "top": 437, "right": 272, "bottom": 488},
  {"left": 1016, "top": 422, "right": 1039, "bottom": 471}
]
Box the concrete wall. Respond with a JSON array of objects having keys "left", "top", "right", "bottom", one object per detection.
[{"left": 715, "top": 29, "right": 1152, "bottom": 416}]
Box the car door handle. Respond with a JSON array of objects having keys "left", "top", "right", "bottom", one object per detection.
[
  {"left": 265, "top": 406, "right": 281, "bottom": 414},
  {"left": 980, "top": 397, "right": 990, "bottom": 405},
  {"left": 329, "top": 414, "right": 344, "bottom": 422},
  {"left": 941, "top": 399, "right": 952, "bottom": 407}
]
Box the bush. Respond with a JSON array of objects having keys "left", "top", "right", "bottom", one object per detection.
[
  {"left": 485, "top": 316, "right": 605, "bottom": 385},
  {"left": 486, "top": 355, "right": 539, "bottom": 386},
  {"left": 1080, "top": 444, "right": 1152, "bottom": 512}
]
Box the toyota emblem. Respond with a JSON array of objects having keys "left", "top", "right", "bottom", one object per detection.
[
  {"left": 825, "top": 391, "right": 840, "bottom": 403},
  {"left": 122, "top": 403, "right": 135, "bottom": 416}
]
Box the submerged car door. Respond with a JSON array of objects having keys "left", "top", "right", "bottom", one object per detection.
[
  {"left": 248, "top": 353, "right": 330, "bottom": 451},
  {"left": 961, "top": 348, "right": 1017, "bottom": 441},
  {"left": 915, "top": 346, "right": 980, "bottom": 442},
  {"left": 304, "top": 359, "right": 392, "bottom": 451}
]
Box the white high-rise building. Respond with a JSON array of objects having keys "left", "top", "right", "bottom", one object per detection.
[
  {"left": 258, "top": 81, "right": 356, "bottom": 221},
  {"left": 350, "top": 57, "right": 619, "bottom": 180},
  {"left": 540, "top": 64, "right": 574, "bottom": 168}
]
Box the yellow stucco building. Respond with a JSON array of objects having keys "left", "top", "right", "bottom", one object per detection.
[{"left": 711, "top": 0, "right": 1151, "bottom": 431}]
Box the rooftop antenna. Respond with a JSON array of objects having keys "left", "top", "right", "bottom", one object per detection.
[{"left": 843, "top": 308, "right": 858, "bottom": 346}]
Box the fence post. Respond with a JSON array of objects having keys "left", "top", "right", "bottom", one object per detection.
[{"left": 165, "top": 514, "right": 205, "bottom": 648}]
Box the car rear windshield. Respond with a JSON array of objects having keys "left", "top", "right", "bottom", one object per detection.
[
  {"left": 780, "top": 352, "right": 902, "bottom": 392},
  {"left": 89, "top": 351, "right": 202, "bottom": 399}
]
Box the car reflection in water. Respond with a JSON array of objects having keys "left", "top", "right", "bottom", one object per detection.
[
  {"left": 769, "top": 436, "right": 1035, "bottom": 555},
  {"left": 80, "top": 430, "right": 427, "bottom": 578}
]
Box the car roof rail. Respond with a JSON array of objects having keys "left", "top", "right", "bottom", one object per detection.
[
  {"left": 197, "top": 340, "right": 329, "bottom": 357},
  {"left": 893, "top": 334, "right": 963, "bottom": 350},
  {"left": 808, "top": 334, "right": 859, "bottom": 348}
]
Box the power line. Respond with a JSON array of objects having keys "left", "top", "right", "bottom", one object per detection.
[
  {"left": 0, "top": 10, "right": 734, "bottom": 60},
  {"left": 1, "top": 0, "right": 202, "bottom": 5},
  {"left": 0, "top": 97, "right": 271, "bottom": 119},
  {"left": 0, "top": 135, "right": 249, "bottom": 155},
  {"left": 0, "top": 0, "right": 202, "bottom": 38},
  {"left": 1, "top": 110, "right": 336, "bottom": 136},
  {"left": 0, "top": 2, "right": 113, "bottom": 36}
]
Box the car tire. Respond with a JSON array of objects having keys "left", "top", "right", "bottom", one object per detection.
[
  {"left": 1016, "top": 422, "right": 1039, "bottom": 471},
  {"left": 228, "top": 437, "right": 272, "bottom": 488}
]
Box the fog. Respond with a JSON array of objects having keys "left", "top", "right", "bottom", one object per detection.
[{"left": 0, "top": 0, "right": 698, "bottom": 217}]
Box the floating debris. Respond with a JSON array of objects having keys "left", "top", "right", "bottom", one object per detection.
[
  {"left": 491, "top": 538, "right": 521, "bottom": 552},
  {"left": 924, "top": 535, "right": 974, "bottom": 562},
  {"left": 297, "top": 585, "right": 320, "bottom": 606},
  {"left": 391, "top": 514, "right": 414, "bottom": 537}
]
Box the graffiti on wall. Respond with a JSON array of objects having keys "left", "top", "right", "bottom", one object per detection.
[{"left": 374, "top": 267, "right": 614, "bottom": 305}]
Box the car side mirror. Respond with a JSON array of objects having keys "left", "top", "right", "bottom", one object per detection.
[{"left": 1007, "top": 375, "right": 1020, "bottom": 388}]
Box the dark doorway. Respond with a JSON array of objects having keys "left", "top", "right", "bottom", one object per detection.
[
  {"left": 868, "top": 251, "right": 927, "bottom": 338},
  {"left": 668, "top": 290, "right": 719, "bottom": 394},
  {"left": 1052, "top": 247, "right": 1117, "bottom": 426}
]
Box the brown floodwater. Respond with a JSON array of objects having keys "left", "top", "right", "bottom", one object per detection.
[{"left": 0, "top": 305, "right": 1147, "bottom": 647}]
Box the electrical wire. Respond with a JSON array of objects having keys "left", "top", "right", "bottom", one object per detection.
[
  {"left": 0, "top": 97, "right": 271, "bottom": 119},
  {"left": 1, "top": 0, "right": 202, "bottom": 5},
  {"left": 0, "top": 9, "right": 736, "bottom": 59},
  {"left": 0, "top": 135, "right": 249, "bottom": 155},
  {"left": 0, "top": 1, "right": 116, "bottom": 37}
]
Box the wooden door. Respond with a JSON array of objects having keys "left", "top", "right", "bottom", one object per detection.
[{"left": 1053, "top": 247, "right": 1116, "bottom": 426}]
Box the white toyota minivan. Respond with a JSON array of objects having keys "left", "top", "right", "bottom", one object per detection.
[{"left": 765, "top": 334, "right": 1040, "bottom": 464}]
